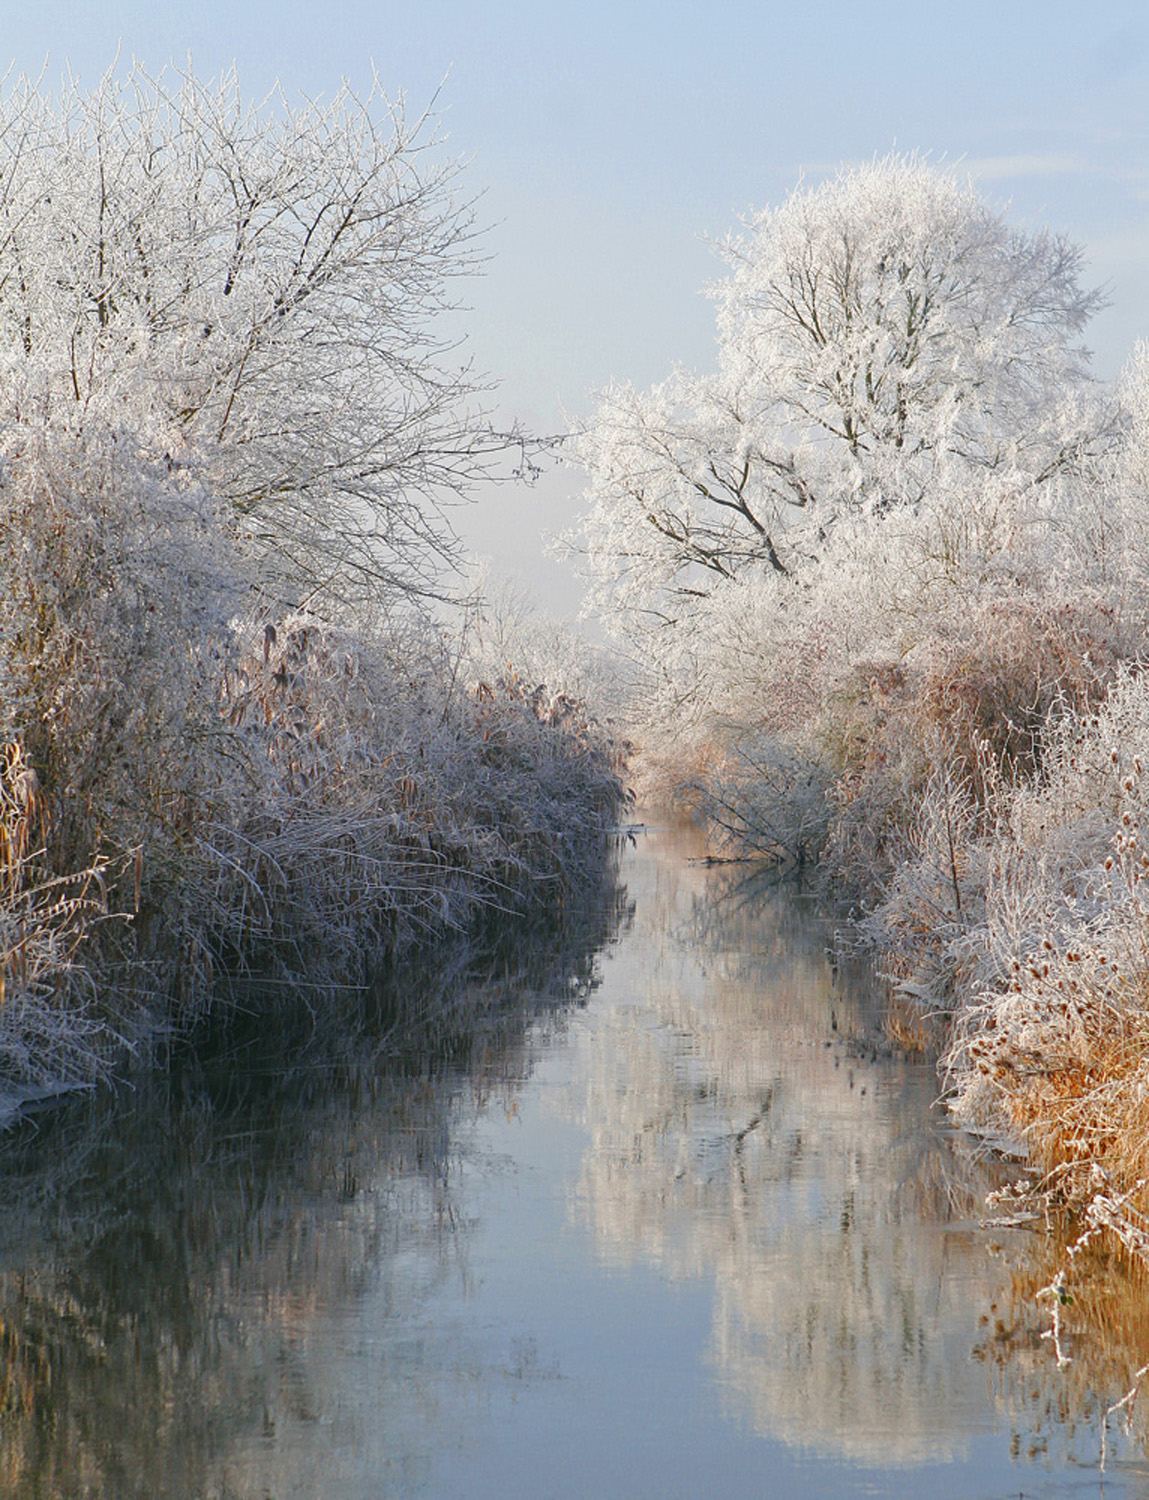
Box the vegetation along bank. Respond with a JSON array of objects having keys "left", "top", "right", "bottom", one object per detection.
[
  {"left": 568, "top": 152, "right": 1149, "bottom": 1266},
  {"left": 0, "top": 67, "right": 628, "bottom": 1107}
]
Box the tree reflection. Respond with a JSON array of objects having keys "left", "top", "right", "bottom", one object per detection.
[
  {"left": 0, "top": 866, "right": 628, "bottom": 1500},
  {"left": 569, "top": 826, "right": 1018, "bottom": 1464},
  {"left": 9, "top": 824, "right": 1149, "bottom": 1494}
]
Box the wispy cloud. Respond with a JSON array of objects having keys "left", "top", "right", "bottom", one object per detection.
[{"left": 962, "top": 153, "right": 1091, "bottom": 182}]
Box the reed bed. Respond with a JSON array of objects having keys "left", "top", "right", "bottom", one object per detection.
[
  {"left": 851, "top": 670, "right": 1149, "bottom": 1276},
  {"left": 0, "top": 426, "right": 629, "bottom": 1101}
]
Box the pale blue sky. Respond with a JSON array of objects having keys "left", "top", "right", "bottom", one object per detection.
[{"left": 7, "top": 2, "right": 1149, "bottom": 611}]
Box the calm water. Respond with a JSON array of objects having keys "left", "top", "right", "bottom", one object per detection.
[{"left": 2, "top": 821, "right": 1148, "bottom": 1498}]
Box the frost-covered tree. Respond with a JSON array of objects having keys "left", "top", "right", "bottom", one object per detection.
[
  {"left": 0, "top": 66, "right": 630, "bottom": 1098},
  {"left": 567, "top": 155, "right": 1140, "bottom": 880},
  {"left": 0, "top": 65, "right": 508, "bottom": 603},
  {"left": 572, "top": 155, "right": 1107, "bottom": 648}
]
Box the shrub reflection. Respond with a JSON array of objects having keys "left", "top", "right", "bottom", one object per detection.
[
  {"left": 0, "top": 864, "right": 628, "bottom": 1500},
  {"left": 567, "top": 836, "right": 1034, "bottom": 1464}
]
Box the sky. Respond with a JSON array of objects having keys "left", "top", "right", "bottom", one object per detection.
[{"left": 6, "top": 1, "right": 1149, "bottom": 618}]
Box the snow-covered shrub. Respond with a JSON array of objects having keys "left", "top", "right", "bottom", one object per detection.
[
  {"left": 938, "top": 673, "right": 1149, "bottom": 1201},
  {"left": 568, "top": 155, "right": 1139, "bottom": 884},
  {"left": 854, "top": 750, "right": 993, "bottom": 1045},
  {"left": 824, "top": 588, "right": 1128, "bottom": 889},
  {"left": 679, "top": 733, "right": 833, "bottom": 866},
  {"left": 461, "top": 569, "right": 639, "bottom": 727},
  {"left": 0, "top": 418, "right": 259, "bottom": 1066},
  {"left": 0, "top": 66, "right": 630, "bottom": 1099},
  {"left": 627, "top": 459, "right": 1132, "bottom": 886},
  {"left": 856, "top": 608, "right": 1137, "bottom": 1042},
  {"left": 206, "top": 612, "right": 629, "bottom": 979},
  {"left": 0, "top": 739, "right": 114, "bottom": 1090},
  {"left": 845, "top": 665, "right": 1149, "bottom": 1260},
  {"left": 0, "top": 442, "right": 630, "bottom": 1091}
]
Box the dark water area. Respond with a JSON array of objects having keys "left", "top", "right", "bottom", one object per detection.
[{"left": 2, "top": 821, "right": 1148, "bottom": 1497}]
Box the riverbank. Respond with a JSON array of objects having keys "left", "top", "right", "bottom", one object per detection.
[
  {"left": 0, "top": 68, "right": 637, "bottom": 1109},
  {"left": 858, "top": 668, "right": 1149, "bottom": 1266},
  {"left": 635, "top": 656, "right": 1149, "bottom": 1269},
  {"left": 0, "top": 432, "right": 629, "bottom": 1102}
]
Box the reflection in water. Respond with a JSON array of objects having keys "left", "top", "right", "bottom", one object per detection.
[
  {"left": 568, "top": 825, "right": 1010, "bottom": 1465},
  {"left": 973, "top": 1219, "right": 1149, "bottom": 1473},
  {"left": 0, "top": 876, "right": 627, "bottom": 1500},
  {"left": 0, "top": 1074, "right": 461, "bottom": 1498},
  {"left": 1, "top": 823, "right": 1148, "bottom": 1496}
]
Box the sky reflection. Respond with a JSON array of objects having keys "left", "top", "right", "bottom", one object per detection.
[{"left": 0, "top": 823, "right": 1146, "bottom": 1497}]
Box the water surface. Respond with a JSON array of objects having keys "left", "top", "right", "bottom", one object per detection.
[{"left": 1, "top": 821, "right": 1146, "bottom": 1497}]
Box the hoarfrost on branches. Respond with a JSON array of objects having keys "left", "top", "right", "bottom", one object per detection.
[
  {"left": 571, "top": 154, "right": 1109, "bottom": 667},
  {"left": 0, "top": 65, "right": 630, "bottom": 1096},
  {"left": 0, "top": 63, "right": 514, "bottom": 604}
]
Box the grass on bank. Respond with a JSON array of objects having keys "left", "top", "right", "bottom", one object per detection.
[{"left": 0, "top": 426, "right": 630, "bottom": 1100}]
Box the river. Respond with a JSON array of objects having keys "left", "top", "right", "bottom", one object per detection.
[{"left": 0, "top": 820, "right": 1147, "bottom": 1497}]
